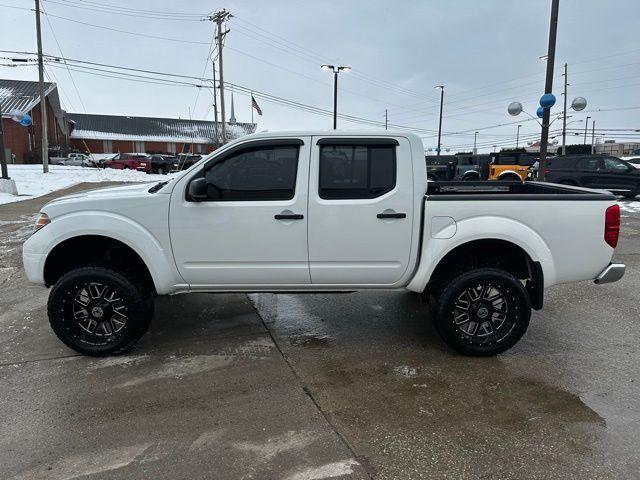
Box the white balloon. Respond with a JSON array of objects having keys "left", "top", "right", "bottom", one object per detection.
[
  {"left": 571, "top": 97, "right": 587, "bottom": 112},
  {"left": 507, "top": 102, "right": 523, "bottom": 116}
]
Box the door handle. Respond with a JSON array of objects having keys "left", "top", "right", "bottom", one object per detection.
[
  {"left": 377, "top": 212, "right": 406, "bottom": 219},
  {"left": 275, "top": 213, "right": 304, "bottom": 220}
]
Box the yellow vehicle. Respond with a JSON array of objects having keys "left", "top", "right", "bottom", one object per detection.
[
  {"left": 486, "top": 153, "right": 536, "bottom": 181},
  {"left": 488, "top": 163, "right": 530, "bottom": 181}
]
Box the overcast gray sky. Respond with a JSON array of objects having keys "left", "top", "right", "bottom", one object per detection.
[{"left": 1, "top": 0, "right": 639, "bottom": 152}]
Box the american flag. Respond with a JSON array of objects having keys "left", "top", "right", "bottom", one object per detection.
[{"left": 251, "top": 95, "right": 263, "bottom": 116}]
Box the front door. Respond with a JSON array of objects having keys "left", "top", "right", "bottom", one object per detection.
[
  {"left": 308, "top": 137, "right": 414, "bottom": 286},
  {"left": 169, "top": 138, "right": 311, "bottom": 286}
]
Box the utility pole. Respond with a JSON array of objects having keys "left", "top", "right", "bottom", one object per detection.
[
  {"left": 537, "top": 0, "right": 560, "bottom": 181},
  {"left": 0, "top": 99, "right": 9, "bottom": 179},
  {"left": 384, "top": 109, "right": 388, "bottom": 130},
  {"left": 207, "top": 9, "right": 231, "bottom": 144},
  {"left": 35, "top": 0, "right": 49, "bottom": 173},
  {"left": 435, "top": 85, "right": 444, "bottom": 157},
  {"left": 591, "top": 120, "right": 595, "bottom": 154},
  {"left": 473, "top": 131, "right": 478, "bottom": 154},
  {"left": 584, "top": 116, "right": 591, "bottom": 144},
  {"left": 516, "top": 124, "right": 521, "bottom": 148},
  {"left": 561, "top": 63, "right": 568, "bottom": 155},
  {"left": 211, "top": 55, "right": 219, "bottom": 147}
]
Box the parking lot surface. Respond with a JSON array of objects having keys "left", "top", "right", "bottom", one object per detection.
[{"left": 1, "top": 184, "right": 639, "bottom": 479}]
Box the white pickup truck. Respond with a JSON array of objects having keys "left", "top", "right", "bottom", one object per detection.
[{"left": 23, "top": 131, "right": 625, "bottom": 357}]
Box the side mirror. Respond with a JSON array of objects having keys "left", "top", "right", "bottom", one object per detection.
[{"left": 188, "top": 177, "right": 208, "bottom": 201}]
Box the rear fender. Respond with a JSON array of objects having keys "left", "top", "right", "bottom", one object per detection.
[{"left": 406, "top": 216, "right": 555, "bottom": 292}]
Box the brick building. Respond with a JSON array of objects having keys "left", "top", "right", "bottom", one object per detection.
[
  {"left": 0, "top": 79, "right": 69, "bottom": 163},
  {"left": 69, "top": 113, "right": 256, "bottom": 155}
]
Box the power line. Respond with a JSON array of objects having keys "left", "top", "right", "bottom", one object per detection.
[
  {"left": 48, "top": 0, "right": 208, "bottom": 18},
  {"left": 41, "top": 0, "right": 204, "bottom": 21},
  {"left": 41, "top": 3, "right": 87, "bottom": 112},
  {"left": 40, "top": 11, "right": 211, "bottom": 45}
]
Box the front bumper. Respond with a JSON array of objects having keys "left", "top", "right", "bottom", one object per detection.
[{"left": 594, "top": 263, "right": 626, "bottom": 284}]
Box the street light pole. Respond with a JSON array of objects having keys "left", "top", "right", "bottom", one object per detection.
[
  {"left": 435, "top": 85, "right": 444, "bottom": 157},
  {"left": 584, "top": 116, "right": 591, "bottom": 144},
  {"left": 561, "top": 62, "right": 568, "bottom": 155},
  {"left": 516, "top": 125, "right": 521, "bottom": 148},
  {"left": 322, "top": 65, "right": 351, "bottom": 130},
  {"left": 332, "top": 70, "right": 338, "bottom": 130},
  {"left": 538, "top": 0, "right": 560, "bottom": 181},
  {"left": 591, "top": 120, "right": 595, "bottom": 154},
  {"left": 473, "top": 131, "right": 478, "bottom": 154}
]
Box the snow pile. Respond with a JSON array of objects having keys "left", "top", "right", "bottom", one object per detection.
[
  {"left": 0, "top": 165, "right": 180, "bottom": 206},
  {"left": 620, "top": 200, "right": 640, "bottom": 214}
]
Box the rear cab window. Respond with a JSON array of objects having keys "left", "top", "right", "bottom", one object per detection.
[{"left": 318, "top": 141, "right": 397, "bottom": 199}]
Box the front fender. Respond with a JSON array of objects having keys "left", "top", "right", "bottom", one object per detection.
[
  {"left": 406, "top": 216, "right": 555, "bottom": 292},
  {"left": 23, "top": 211, "right": 183, "bottom": 294}
]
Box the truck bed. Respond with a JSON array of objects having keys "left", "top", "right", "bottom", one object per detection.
[{"left": 427, "top": 181, "right": 617, "bottom": 200}]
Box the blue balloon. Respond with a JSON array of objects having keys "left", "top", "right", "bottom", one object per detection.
[
  {"left": 539, "top": 93, "right": 556, "bottom": 109},
  {"left": 19, "top": 114, "right": 32, "bottom": 127},
  {"left": 536, "top": 106, "right": 545, "bottom": 118}
]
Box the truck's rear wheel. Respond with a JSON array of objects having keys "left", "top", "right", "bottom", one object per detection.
[
  {"left": 435, "top": 268, "right": 531, "bottom": 356},
  {"left": 48, "top": 266, "right": 153, "bottom": 356}
]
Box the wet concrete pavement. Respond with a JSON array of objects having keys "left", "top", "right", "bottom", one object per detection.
[{"left": 1, "top": 184, "right": 639, "bottom": 479}]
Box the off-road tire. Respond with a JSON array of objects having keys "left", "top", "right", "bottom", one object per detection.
[
  {"left": 48, "top": 265, "right": 153, "bottom": 356},
  {"left": 435, "top": 268, "right": 531, "bottom": 356}
]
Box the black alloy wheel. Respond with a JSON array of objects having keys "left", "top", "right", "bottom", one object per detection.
[
  {"left": 435, "top": 268, "right": 531, "bottom": 356},
  {"left": 48, "top": 266, "right": 153, "bottom": 356}
]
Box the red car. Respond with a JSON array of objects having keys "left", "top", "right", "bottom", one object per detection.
[{"left": 104, "top": 153, "right": 152, "bottom": 173}]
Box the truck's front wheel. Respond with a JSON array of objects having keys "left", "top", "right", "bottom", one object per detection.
[
  {"left": 48, "top": 266, "right": 153, "bottom": 356},
  {"left": 435, "top": 268, "right": 531, "bottom": 356}
]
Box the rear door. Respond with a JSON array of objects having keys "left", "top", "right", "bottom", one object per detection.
[
  {"left": 308, "top": 137, "right": 414, "bottom": 286},
  {"left": 574, "top": 157, "right": 602, "bottom": 188}
]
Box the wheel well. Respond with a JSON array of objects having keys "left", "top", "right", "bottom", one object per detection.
[
  {"left": 498, "top": 172, "right": 522, "bottom": 181},
  {"left": 44, "top": 235, "right": 156, "bottom": 295},
  {"left": 428, "top": 239, "right": 543, "bottom": 309},
  {"left": 462, "top": 171, "right": 480, "bottom": 179}
]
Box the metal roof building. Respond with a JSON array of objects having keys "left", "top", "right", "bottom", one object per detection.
[{"left": 69, "top": 113, "right": 256, "bottom": 145}]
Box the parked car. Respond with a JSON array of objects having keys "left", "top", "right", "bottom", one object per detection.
[
  {"left": 425, "top": 155, "right": 481, "bottom": 181},
  {"left": 90, "top": 153, "right": 118, "bottom": 168},
  {"left": 149, "top": 155, "right": 177, "bottom": 174},
  {"left": 23, "top": 132, "right": 624, "bottom": 358},
  {"left": 545, "top": 155, "right": 639, "bottom": 198},
  {"left": 174, "top": 153, "right": 202, "bottom": 171},
  {"left": 50, "top": 153, "right": 95, "bottom": 168},
  {"left": 104, "top": 153, "right": 152, "bottom": 173},
  {"left": 486, "top": 152, "right": 538, "bottom": 181}
]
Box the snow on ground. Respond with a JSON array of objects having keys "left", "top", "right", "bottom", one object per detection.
[
  {"left": 0, "top": 164, "right": 179, "bottom": 205},
  {"left": 620, "top": 199, "right": 640, "bottom": 214}
]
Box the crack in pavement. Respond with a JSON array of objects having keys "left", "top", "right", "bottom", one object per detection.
[{"left": 249, "top": 295, "right": 374, "bottom": 480}]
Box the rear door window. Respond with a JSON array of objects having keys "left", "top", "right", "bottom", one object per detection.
[
  {"left": 576, "top": 158, "right": 601, "bottom": 171},
  {"left": 319, "top": 144, "right": 396, "bottom": 199}
]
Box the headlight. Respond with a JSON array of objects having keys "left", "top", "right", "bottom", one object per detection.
[
  {"left": 139, "top": 162, "right": 147, "bottom": 166},
  {"left": 34, "top": 213, "right": 50, "bottom": 232}
]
